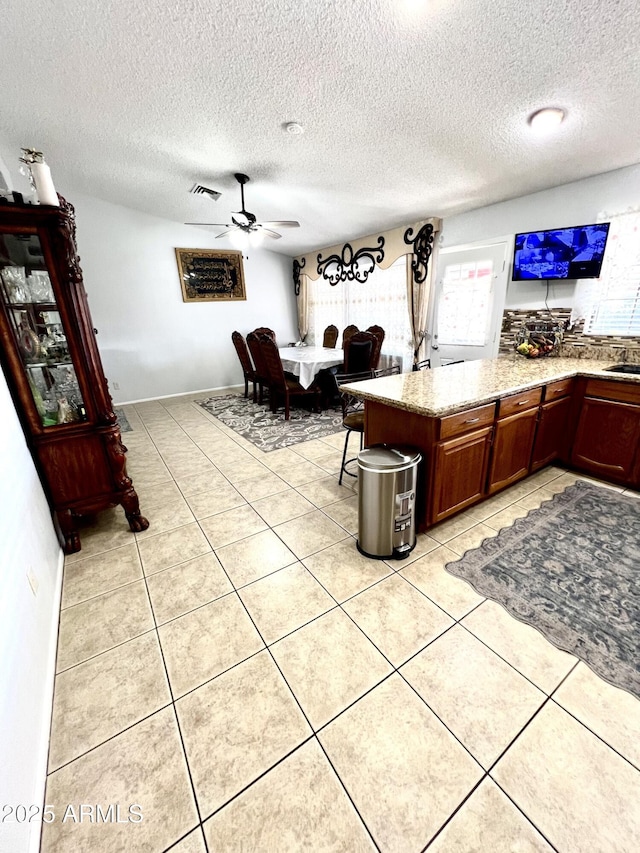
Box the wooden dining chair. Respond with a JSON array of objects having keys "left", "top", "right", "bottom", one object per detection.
[
  {"left": 373, "top": 364, "right": 401, "bottom": 378},
  {"left": 413, "top": 359, "right": 431, "bottom": 370},
  {"left": 343, "top": 331, "right": 376, "bottom": 374},
  {"left": 323, "top": 324, "right": 339, "bottom": 348},
  {"left": 335, "top": 369, "right": 374, "bottom": 484},
  {"left": 231, "top": 331, "right": 257, "bottom": 401},
  {"left": 259, "top": 334, "right": 320, "bottom": 420},
  {"left": 246, "top": 331, "right": 271, "bottom": 404},
  {"left": 366, "top": 325, "right": 385, "bottom": 369},
  {"left": 342, "top": 324, "right": 359, "bottom": 350},
  {"left": 253, "top": 326, "right": 276, "bottom": 341}
]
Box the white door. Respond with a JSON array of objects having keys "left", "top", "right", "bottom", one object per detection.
[{"left": 429, "top": 242, "right": 510, "bottom": 367}]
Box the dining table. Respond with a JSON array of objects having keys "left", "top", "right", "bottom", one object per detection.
[{"left": 278, "top": 346, "right": 344, "bottom": 389}]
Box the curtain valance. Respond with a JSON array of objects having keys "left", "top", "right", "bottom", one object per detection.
[{"left": 293, "top": 217, "right": 441, "bottom": 288}]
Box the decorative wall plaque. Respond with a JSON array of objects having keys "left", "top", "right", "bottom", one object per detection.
[{"left": 175, "top": 248, "right": 246, "bottom": 302}]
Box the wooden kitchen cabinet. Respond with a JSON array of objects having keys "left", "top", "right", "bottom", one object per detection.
[
  {"left": 430, "top": 425, "right": 493, "bottom": 524},
  {"left": 362, "top": 369, "right": 640, "bottom": 533},
  {"left": 530, "top": 395, "right": 572, "bottom": 470},
  {"left": 571, "top": 395, "right": 640, "bottom": 484},
  {"left": 429, "top": 401, "right": 495, "bottom": 524},
  {"left": 486, "top": 387, "right": 542, "bottom": 495},
  {"left": 0, "top": 197, "right": 148, "bottom": 553},
  {"left": 530, "top": 381, "right": 574, "bottom": 471},
  {"left": 487, "top": 407, "right": 539, "bottom": 494}
]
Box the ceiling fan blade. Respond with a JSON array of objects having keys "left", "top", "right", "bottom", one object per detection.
[
  {"left": 259, "top": 220, "right": 300, "bottom": 228},
  {"left": 261, "top": 229, "right": 283, "bottom": 239},
  {"left": 215, "top": 229, "right": 236, "bottom": 239},
  {"left": 184, "top": 222, "right": 232, "bottom": 227}
]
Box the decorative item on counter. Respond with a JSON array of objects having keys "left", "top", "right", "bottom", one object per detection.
[
  {"left": 515, "top": 321, "right": 563, "bottom": 359},
  {"left": 18, "top": 148, "right": 59, "bottom": 207}
]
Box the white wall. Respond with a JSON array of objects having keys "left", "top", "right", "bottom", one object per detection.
[
  {"left": 67, "top": 192, "right": 298, "bottom": 404},
  {"left": 0, "top": 367, "right": 63, "bottom": 853},
  {"left": 441, "top": 162, "right": 640, "bottom": 313},
  {"left": 441, "top": 162, "right": 640, "bottom": 249}
]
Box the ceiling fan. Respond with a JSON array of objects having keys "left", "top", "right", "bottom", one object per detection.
[{"left": 185, "top": 173, "right": 299, "bottom": 244}]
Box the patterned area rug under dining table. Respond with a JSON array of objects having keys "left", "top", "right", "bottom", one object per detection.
[
  {"left": 446, "top": 480, "right": 640, "bottom": 699},
  {"left": 197, "top": 394, "right": 343, "bottom": 451}
]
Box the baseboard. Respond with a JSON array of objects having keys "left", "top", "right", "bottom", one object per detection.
[
  {"left": 29, "top": 547, "right": 64, "bottom": 853},
  {"left": 116, "top": 384, "right": 243, "bottom": 406}
]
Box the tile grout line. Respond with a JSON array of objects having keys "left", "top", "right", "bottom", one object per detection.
[
  {"left": 191, "top": 537, "right": 383, "bottom": 851},
  {"left": 127, "top": 404, "right": 214, "bottom": 850},
  {"left": 132, "top": 521, "right": 212, "bottom": 853}
]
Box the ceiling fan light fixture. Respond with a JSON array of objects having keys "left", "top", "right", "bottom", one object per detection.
[
  {"left": 229, "top": 230, "right": 249, "bottom": 250},
  {"left": 184, "top": 173, "right": 299, "bottom": 240},
  {"left": 528, "top": 107, "right": 566, "bottom": 134}
]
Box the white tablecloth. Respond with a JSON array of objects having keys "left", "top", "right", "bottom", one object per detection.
[{"left": 279, "top": 346, "right": 343, "bottom": 388}]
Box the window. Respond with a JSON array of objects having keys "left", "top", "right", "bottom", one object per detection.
[
  {"left": 583, "top": 211, "right": 640, "bottom": 336},
  {"left": 308, "top": 257, "right": 413, "bottom": 368},
  {"left": 437, "top": 258, "right": 494, "bottom": 346}
]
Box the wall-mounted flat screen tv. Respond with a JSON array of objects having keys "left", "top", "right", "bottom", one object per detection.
[{"left": 512, "top": 223, "right": 610, "bottom": 281}]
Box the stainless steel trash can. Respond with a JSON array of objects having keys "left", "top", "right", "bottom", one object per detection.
[{"left": 357, "top": 444, "right": 422, "bottom": 560}]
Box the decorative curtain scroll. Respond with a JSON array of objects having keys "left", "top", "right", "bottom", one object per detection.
[
  {"left": 404, "top": 222, "right": 437, "bottom": 366},
  {"left": 293, "top": 257, "right": 309, "bottom": 342},
  {"left": 316, "top": 237, "right": 385, "bottom": 285}
]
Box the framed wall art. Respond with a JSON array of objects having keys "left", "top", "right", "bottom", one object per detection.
[{"left": 175, "top": 248, "right": 246, "bottom": 302}]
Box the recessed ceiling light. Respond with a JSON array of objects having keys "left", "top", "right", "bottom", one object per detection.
[
  {"left": 284, "top": 122, "right": 304, "bottom": 135},
  {"left": 528, "top": 107, "right": 566, "bottom": 133}
]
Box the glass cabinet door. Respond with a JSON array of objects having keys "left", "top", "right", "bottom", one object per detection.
[{"left": 0, "top": 230, "right": 87, "bottom": 427}]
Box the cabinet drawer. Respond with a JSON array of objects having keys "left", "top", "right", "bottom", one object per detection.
[
  {"left": 544, "top": 377, "right": 574, "bottom": 401},
  {"left": 439, "top": 402, "right": 495, "bottom": 440},
  {"left": 584, "top": 378, "right": 640, "bottom": 405},
  {"left": 498, "top": 387, "right": 543, "bottom": 417}
]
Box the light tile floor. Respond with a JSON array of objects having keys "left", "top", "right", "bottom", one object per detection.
[{"left": 42, "top": 393, "right": 640, "bottom": 852}]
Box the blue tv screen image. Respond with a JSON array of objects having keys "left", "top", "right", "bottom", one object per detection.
[{"left": 512, "top": 223, "right": 610, "bottom": 281}]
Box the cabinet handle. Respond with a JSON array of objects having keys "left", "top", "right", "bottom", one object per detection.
[
  {"left": 517, "top": 399, "right": 530, "bottom": 406},
  {"left": 464, "top": 417, "right": 480, "bottom": 423}
]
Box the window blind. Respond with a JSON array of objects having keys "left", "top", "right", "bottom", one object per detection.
[{"left": 584, "top": 211, "right": 640, "bottom": 336}]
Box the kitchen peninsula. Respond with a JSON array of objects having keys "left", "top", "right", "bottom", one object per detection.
[{"left": 343, "top": 358, "right": 640, "bottom": 530}]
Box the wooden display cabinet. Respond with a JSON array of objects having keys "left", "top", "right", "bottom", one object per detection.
[{"left": 0, "top": 197, "right": 148, "bottom": 553}]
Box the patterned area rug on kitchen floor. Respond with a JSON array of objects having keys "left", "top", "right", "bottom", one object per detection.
[
  {"left": 197, "top": 394, "right": 343, "bottom": 451},
  {"left": 446, "top": 480, "right": 640, "bottom": 699}
]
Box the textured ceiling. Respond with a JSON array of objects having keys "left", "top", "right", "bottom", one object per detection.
[{"left": 2, "top": 0, "right": 640, "bottom": 255}]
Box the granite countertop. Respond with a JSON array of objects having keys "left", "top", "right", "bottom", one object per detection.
[{"left": 341, "top": 357, "right": 640, "bottom": 417}]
